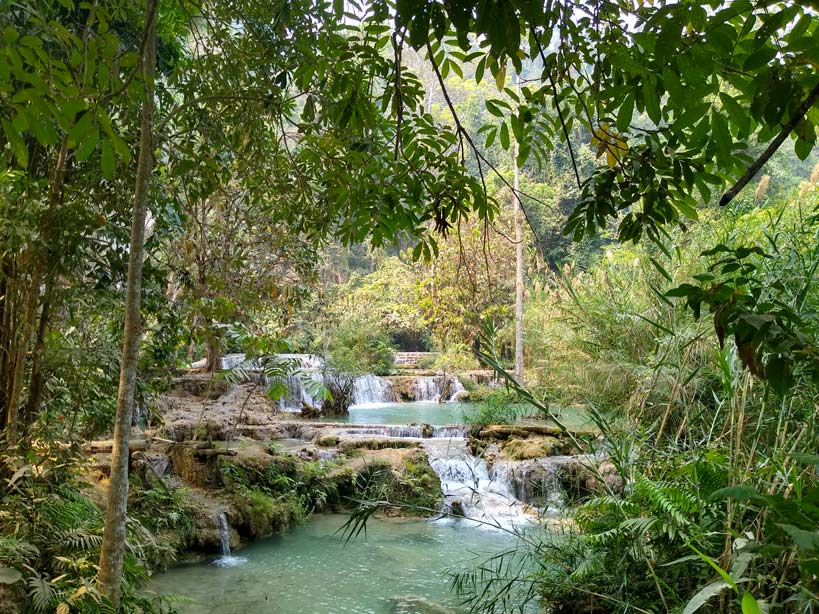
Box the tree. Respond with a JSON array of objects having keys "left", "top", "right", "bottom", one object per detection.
[
  {"left": 97, "top": 0, "right": 156, "bottom": 606},
  {"left": 389, "top": 0, "right": 819, "bottom": 240},
  {"left": 512, "top": 74, "right": 524, "bottom": 382}
]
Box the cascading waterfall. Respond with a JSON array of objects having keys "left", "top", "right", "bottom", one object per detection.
[
  {"left": 272, "top": 372, "right": 396, "bottom": 409},
  {"left": 271, "top": 371, "right": 325, "bottom": 411},
  {"left": 421, "top": 438, "right": 537, "bottom": 530},
  {"left": 214, "top": 512, "right": 247, "bottom": 568},
  {"left": 335, "top": 425, "right": 468, "bottom": 438},
  {"left": 411, "top": 376, "right": 442, "bottom": 401},
  {"left": 352, "top": 375, "right": 395, "bottom": 405},
  {"left": 411, "top": 376, "right": 466, "bottom": 402}
]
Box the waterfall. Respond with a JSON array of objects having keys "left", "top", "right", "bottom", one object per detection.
[
  {"left": 335, "top": 425, "right": 468, "bottom": 439},
  {"left": 432, "top": 426, "right": 468, "bottom": 438},
  {"left": 271, "top": 371, "right": 325, "bottom": 411},
  {"left": 496, "top": 458, "right": 566, "bottom": 510},
  {"left": 218, "top": 512, "right": 230, "bottom": 556},
  {"left": 411, "top": 376, "right": 466, "bottom": 402},
  {"left": 214, "top": 513, "right": 247, "bottom": 568},
  {"left": 412, "top": 376, "right": 442, "bottom": 401},
  {"left": 352, "top": 375, "right": 394, "bottom": 405},
  {"left": 421, "top": 439, "right": 537, "bottom": 531}
]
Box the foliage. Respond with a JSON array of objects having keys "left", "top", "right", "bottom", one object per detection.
[
  {"left": 219, "top": 453, "right": 336, "bottom": 522},
  {"left": 323, "top": 316, "right": 396, "bottom": 377},
  {"left": 461, "top": 394, "right": 522, "bottom": 434},
  {"left": 456, "top": 192, "right": 819, "bottom": 613},
  {"left": 0, "top": 422, "right": 171, "bottom": 613},
  {"left": 392, "top": 0, "right": 819, "bottom": 243}
]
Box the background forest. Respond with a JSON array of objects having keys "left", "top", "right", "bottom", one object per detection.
[{"left": 2, "top": 0, "right": 819, "bottom": 613}]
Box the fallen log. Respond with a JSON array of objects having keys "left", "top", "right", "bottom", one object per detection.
[{"left": 83, "top": 439, "right": 151, "bottom": 454}]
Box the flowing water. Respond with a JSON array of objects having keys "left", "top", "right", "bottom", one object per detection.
[
  {"left": 215, "top": 512, "right": 248, "bottom": 568},
  {"left": 323, "top": 401, "right": 469, "bottom": 425},
  {"left": 148, "top": 514, "right": 535, "bottom": 613},
  {"left": 422, "top": 438, "right": 537, "bottom": 531}
]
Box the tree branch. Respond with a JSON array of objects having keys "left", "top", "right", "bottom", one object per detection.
[{"left": 721, "top": 82, "right": 819, "bottom": 206}]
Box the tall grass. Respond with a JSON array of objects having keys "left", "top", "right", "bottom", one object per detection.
[{"left": 460, "top": 191, "right": 819, "bottom": 613}]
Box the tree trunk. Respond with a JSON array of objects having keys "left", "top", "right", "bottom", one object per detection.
[
  {"left": 97, "top": 1, "right": 156, "bottom": 607},
  {"left": 22, "top": 275, "right": 55, "bottom": 426},
  {"left": 512, "top": 75, "right": 524, "bottom": 383},
  {"left": 5, "top": 138, "right": 68, "bottom": 439}
]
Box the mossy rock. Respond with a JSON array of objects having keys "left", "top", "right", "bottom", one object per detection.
[
  {"left": 229, "top": 489, "right": 304, "bottom": 539},
  {"left": 316, "top": 434, "right": 340, "bottom": 447},
  {"left": 339, "top": 437, "right": 421, "bottom": 452},
  {"left": 390, "top": 451, "right": 442, "bottom": 514},
  {"left": 171, "top": 375, "right": 229, "bottom": 399},
  {"left": 503, "top": 436, "right": 563, "bottom": 460},
  {"left": 167, "top": 443, "right": 224, "bottom": 487}
]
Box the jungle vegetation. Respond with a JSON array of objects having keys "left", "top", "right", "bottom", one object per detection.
[{"left": 1, "top": 0, "right": 819, "bottom": 612}]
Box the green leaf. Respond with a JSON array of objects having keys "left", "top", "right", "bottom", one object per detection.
[
  {"left": 74, "top": 127, "right": 99, "bottom": 162},
  {"left": 795, "top": 137, "right": 813, "bottom": 161},
  {"left": 475, "top": 56, "right": 486, "bottom": 84},
  {"left": 101, "top": 140, "right": 115, "bottom": 178},
  {"left": 67, "top": 111, "right": 93, "bottom": 148},
  {"left": 0, "top": 567, "right": 22, "bottom": 584},
  {"left": 777, "top": 524, "right": 819, "bottom": 550},
  {"left": 765, "top": 355, "right": 792, "bottom": 396},
  {"left": 2, "top": 119, "right": 28, "bottom": 168},
  {"left": 720, "top": 93, "right": 751, "bottom": 137},
  {"left": 790, "top": 453, "right": 819, "bottom": 466},
  {"left": 741, "top": 592, "right": 761, "bottom": 614},
  {"left": 643, "top": 78, "right": 661, "bottom": 124},
  {"left": 743, "top": 46, "right": 776, "bottom": 71},
  {"left": 711, "top": 110, "right": 731, "bottom": 163},
  {"left": 683, "top": 580, "right": 733, "bottom": 614},
  {"left": 499, "top": 122, "right": 510, "bottom": 149},
  {"left": 710, "top": 485, "right": 768, "bottom": 505},
  {"left": 616, "top": 92, "right": 634, "bottom": 133}
]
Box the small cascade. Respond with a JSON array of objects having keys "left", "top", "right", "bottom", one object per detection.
[
  {"left": 421, "top": 439, "right": 536, "bottom": 530},
  {"left": 447, "top": 377, "right": 467, "bottom": 401},
  {"left": 214, "top": 513, "right": 247, "bottom": 568},
  {"left": 335, "top": 425, "right": 468, "bottom": 439},
  {"left": 132, "top": 405, "right": 143, "bottom": 430},
  {"left": 432, "top": 425, "right": 468, "bottom": 438},
  {"left": 352, "top": 375, "right": 395, "bottom": 405},
  {"left": 496, "top": 458, "right": 566, "bottom": 510},
  {"left": 411, "top": 376, "right": 467, "bottom": 402},
  {"left": 412, "top": 376, "right": 442, "bottom": 401},
  {"left": 270, "top": 372, "right": 325, "bottom": 411},
  {"left": 218, "top": 512, "right": 230, "bottom": 556}
]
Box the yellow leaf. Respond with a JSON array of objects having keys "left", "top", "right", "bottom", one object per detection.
[
  {"left": 69, "top": 585, "right": 87, "bottom": 601},
  {"left": 606, "top": 150, "right": 618, "bottom": 168},
  {"left": 495, "top": 64, "right": 506, "bottom": 92},
  {"left": 57, "top": 603, "right": 70, "bottom": 614},
  {"left": 591, "top": 123, "right": 627, "bottom": 167}
]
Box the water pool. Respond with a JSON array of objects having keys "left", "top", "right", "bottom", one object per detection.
[{"left": 148, "top": 514, "right": 536, "bottom": 613}]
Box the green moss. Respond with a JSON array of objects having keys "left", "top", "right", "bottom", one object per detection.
[
  {"left": 231, "top": 488, "right": 306, "bottom": 539},
  {"left": 348, "top": 453, "right": 442, "bottom": 516},
  {"left": 391, "top": 454, "right": 442, "bottom": 514}
]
